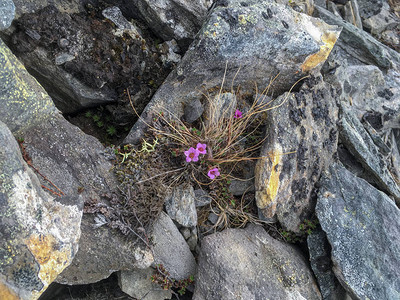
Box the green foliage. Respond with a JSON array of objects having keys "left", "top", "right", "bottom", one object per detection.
[
  {"left": 279, "top": 218, "right": 319, "bottom": 243},
  {"left": 150, "top": 264, "right": 194, "bottom": 295},
  {"left": 106, "top": 126, "right": 117, "bottom": 136}
]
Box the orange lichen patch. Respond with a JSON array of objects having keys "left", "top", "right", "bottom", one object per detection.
[
  {"left": 301, "top": 31, "right": 339, "bottom": 72},
  {"left": 26, "top": 234, "right": 73, "bottom": 298},
  {"left": 0, "top": 282, "right": 18, "bottom": 300},
  {"left": 256, "top": 149, "right": 282, "bottom": 214}
]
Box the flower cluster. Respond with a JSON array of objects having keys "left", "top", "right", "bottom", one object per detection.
[
  {"left": 184, "top": 143, "right": 207, "bottom": 162},
  {"left": 184, "top": 143, "right": 220, "bottom": 180}
]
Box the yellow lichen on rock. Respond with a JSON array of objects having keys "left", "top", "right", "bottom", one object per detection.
[
  {"left": 301, "top": 30, "right": 340, "bottom": 72},
  {"left": 256, "top": 148, "right": 282, "bottom": 217},
  {"left": 26, "top": 234, "right": 73, "bottom": 298}
]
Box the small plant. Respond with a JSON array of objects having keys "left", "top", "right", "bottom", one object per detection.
[
  {"left": 106, "top": 126, "right": 117, "bottom": 136},
  {"left": 279, "top": 218, "right": 319, "bottom": 243},
  {"left": 150, "top": 264, "right": 194, "bottom": 296}
]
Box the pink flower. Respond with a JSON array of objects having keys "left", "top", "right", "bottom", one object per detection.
[
  {"left": 184, "top": 147, "right": 200, "bottom": 162},
  {"left": 207, "top": 167, "right": 220, "bottom": 179},
  {"left": 196, "top": 143, "right": 207, "bottom": 155},
  {"left": 234, "top": 109, "right": 243, "bottom": 119}
]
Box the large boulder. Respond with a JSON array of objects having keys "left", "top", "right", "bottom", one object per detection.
[
  {"left": 124, "top": 0, "right": 341, "bottom": 144},
  {"left": 316, "top": 162, "right": 400, "bottom": 299},
  {"left": 193, "top": 224, "right": 322, "bottom": 299},
  {"left": 7, "top": 5, "right": 169, "bottom": 115},
  {"left": 255, "top": 75, "right": 338, "bottom": 231},
  {"left": 0, "top": 34, "right": 150, "bottom": 287},
  {"left": 0, "top": 121, "right": 82, "bottom": 300}
]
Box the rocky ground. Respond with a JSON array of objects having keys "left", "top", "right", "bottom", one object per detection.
[{"left": 0, "top": 0, "right": 399, "bottom": 299}]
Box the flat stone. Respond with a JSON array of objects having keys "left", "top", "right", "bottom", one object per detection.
[
  {"left": 316, "top": 162, "right": 400, "bottom": 299},
  {"left": 307, "top": 229, "right": 349, "bottom": 300},
  {"left": 151, "top": 212, "right": 197, "bottom": 280},
  {"left": 193, "top": 224, "right": 322, "bottom": 300},
  {"left": 339, "top": 106, "right": 400, "bottom": 203},
  {"left": 119, "top": 268, "right": 172, "bottom": 300},
  {"left": 165, "top": 184, "right": 198, "bottom": 227}
]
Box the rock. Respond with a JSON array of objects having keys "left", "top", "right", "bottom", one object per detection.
[
  {"left": 159, "top": 39, "right": 182, "bottom": 68},
  {"left": 118, "top": 268, "right": 172, "bottom": 300},
  {"left": 54, "top": 52, "right": 75, "bottom": 65},
  {"left": 316, "top": 162, "right": 400, "bottom": 299},
  {"left": 362, "top": 2, "right": 399, "bottom": 37},
  {"left": 339, "top": 106, "right": 400, "bottom": 203},
  {"left": 131, "top": 0, "right": 212, "bottom": 48},
  {"left": 307, "top": 229, "right": 350, "bottom": 300},
  {"left": 0, "top": 39, "right": 57, "bottom": 134},
  {"left": 229, "top": 179, "right": 255, "bottom": 196},
  {"left": 102, "top": 6, "right": 146, "bottom": 42},
  {"left": 0, "top": 121, "right": 82, "bottom": 300},
  {"left": 343, "top": 0, "right": 363, "bottom": 29},
  {"left": 255, "top": 75, "right": 338, "bottom": 232},
  {"left": 207, "top": 92, "right": 237, "bottom": 128},
  {"left": 56, "top": 213, "right": 154, "bottom": 284},
  {"left": 124, "top": 0, "right": 341, "bottom": 144},
  {"left": 323, "top": 64, "right": 397, "bottom": 120},
  {"left": 0, "top": 0, "right": 15, "bottom": 30},
  {"left": 165, "top": 184, "right": 198, "bottom": 227},
  {"left": 184, "top": 98, "right": 204, "bottom": 123},
  {"left": 151, "top": 212, "right": 197, "bottom": 280},
  {"left": 0, "top": 36, "right": 152, "bottom": 285},
  {"left": 315, "top": 5, "right": 400, "bottom": 69},
  {"left": 193, "top": 224, "right": 322, "bottom": 300},
  {"left": 194, "top": 189, "right": 212, "bottom": 207},
  {"left": 7, "top": 5, "right": 169, "bottom": 114}
]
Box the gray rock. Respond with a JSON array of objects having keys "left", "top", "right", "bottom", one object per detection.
[
  {"left": 343, "top": 0, "right": 363, "bottom": 29},
  {"left": 57, "top": 213, "right": 154, "bottom": 284},
  {"left": 184, "top": 98, "right": 204, "bottom": 123},
  {"left": 119, "top": 268, "right": 172, "bottom": 300},
  {"left": 315, "top": 5, "right": 400, "bottom": 69},
  {"left": 54, "top": 52, "right": 75, "bottom": 65},
  {"left": 194, "top": 189, "right": 212, "bottom": 207},
  {"left": 124, "top": 0, "right": 341, "bottom": 144},
  {"left": 193, "top": 224, "right": 322, "bottom": 300},
  {"left": 151, "top": 212, "right": 197, "bottom": 280},
  {"left": 339, "top": 106, "right": 400, "bottom": 203},
  {"left": 0, "top": 39, "right": 57, "bottom": 134},
  {"left": 323, "top": 64, "right": 394, "bottom": 120},
  {"left": 206, "top": 92, "right": 237, "bottom": 128},
  {"left": 13, "top": 43, "right": 117, "bottom": 114},
  {"left": 0, "top": 0, "right": 15, "bottom": 30},
  {"left": 131, "top": 0, "right": 212, "bottom": 47},
  {"left": 307, "top": 229, "right": 350, "bottom": 300},
  {"left": 0, "top": 37, "right": 153, "bottom": 285},
  {"left": 255, "top": 75, "right": 338, "bottom": 232},
  {"left": 0, "top": 121, "right": 82, "bottom": 299},
  {"left": 165, "top": 184, "right": 198, "bottom": 227},
  {"left": 362, "top": 2, "right": 399, "bottom": 36},
  {"left": 316, "top": 162, "right": 400, "bottom": 299},
  {"left": 102, "top": 6, "right": 145, "bottom": 42},
  {"left": 229, "top": 179, "right": 255, "bottom": 196}
]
